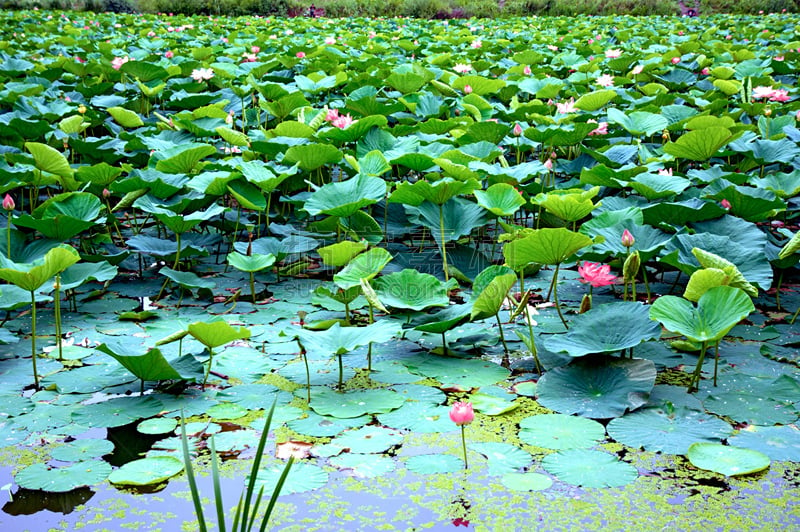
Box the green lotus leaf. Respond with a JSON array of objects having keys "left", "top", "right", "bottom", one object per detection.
[
  {"left": 727, "top": 425, "right": 800, "bottom": 462},
  {"left": 405, "top": 454, "right": 464, "bottom": 474},
  {"left": 333, "top": 247, "right": 392, "bottom": 290},
  {"left": 288, "top": 412, "right": 370, "bottom": 438},
  {"left": 386, "top": 71, "right": 427, "bottom": 94},
  {"left": 501, "top": 473, "right": 553, "bottom": 492},
  {"left": 70, "top": 396, "right": 165, "bottom": 428},
  {"left": 544, "top": 302, "right": 661, "bottom": 357},
  {"left": 524, "top": 123, "right": 596, "bottom": 146},
  {"left": 330, "top": 453, "right": 396, "bottom": 478},
  {"left": 303, "top": 174, "right": 386, "bottom": 218},
  {"left": 607, "top": 406, "right": 733, "bottom": 455},
  {"left": 537, "top": 357, "right": 656, "bottom": 419},
  {"left": 709, "top": 185, "right": 786, "bottom": 222},
  {"left": 319, "top": 426, "right": 404, "bottom": 456},
  {"left": 297, "top": 321, "right": 399, "bottom": 357},
  {"left": 573, "top": 89, "right": 617, "bottom": 111},
  {"left": 389, "top": 177, "right": 480, "bottom": 206},
  {"left": 227, "top": 251, "right": 276, "bottom": 272},
  {"left": 402, "top": 354, "right": 510, "bottom": 388},
  {"left": 318, "top": 115, "right": 389, "bottom": 143},
  {"left": 377, "top": 403, "right": 454, "bottom": 433},
  {"left": 119, "top": 60, "right": 169, "bottom": 82},
  {"left": 470, "top": 442, "right": 531, "bottom": 475},
  {"left": 13, "top": 192, "right": 103, "bottom": 240},
  {"left": 519, "top": 414, "right": 606, "bottom": 450},
  {"left": 137, "top": 418, "right": 179, "bottom": 435},
  {"left": 108, "top": 456, "right": 183, "bottom": 486},
  {"left": 687, "top": 443, "right": 770, "bottom": 477},
  {"left": 533, "top": 189, "right": 600, "bottom": 222},
  {"left": 0, "top": 244, "right": 80, "bottom": 292},
  {"left": 227, "top": 180, "right": 266, "bottom": 210},
  {"left": 650, "top": 286, "right": 755, "bottom": 344},
  {"left": 317, "top": 240, "right": 369, "bottom": 267},
  {"left": 153, "top": 143, "right": 217, "bottom": 174},
  {"left": 283, "top": 143, "right": 342, "bottom": 171},
  {"left": 628, "top": 173, "right": 691, "bottom": 200},
  {"left": 96, "top": 342, "right": 188, "bottom": 386},
  {"left": 470, "top": 272, "right": 516, "bottom": 321},
  {"left": 373, "top": 269, "right": 450, "bottom": 311},
  {"left": 683, "top": 268, "right": 730, "bottom": 302},
  {"left": 16, "top": 461, "right": 112, "bottom": 492},
  {"left": 474, "top": 183, "right": 526, "bottom": 217},
  {"left": 406, "top": 198, "right": 489, "bottom": 245},
  {"left": 51, "top": 439, "right": 115, "bottom": 462},
  {"left": 24, "top": 141, "right": 77, "bottom": 189},
  {"left": 663, "top": 127, "right": 736, "bottom": 161},
  {"left": 411, "top": 303, "right": 472, "bottom": 334},
  {"left": 159, "top": 267, "right": 216, "bottom": 291},
  {"left": 309, "top": 388, "right": 404, "bottom": 419},
  {"left": 607, "top": 109, "right": 669, "bottom": 136},
  {"left": 542, "top": 449, "right": 637, "bottom": 487},
  {"left": 187, "top": 320, "right": 251, "bottom": 349},
  {"left": 503, "top": 228, "right": 592, "bottom": 268},
  {"left": 778, "top": 231, "right": 800, "bottom": 260},
  {"left": 236, "top": 160, "right": 296, "bottom": 193},
  {"left": 60, "top": 261, "right": 118, "bottom": 291},
  {"left": 107, "top": 106, "right": 144, "bottom": 128}
]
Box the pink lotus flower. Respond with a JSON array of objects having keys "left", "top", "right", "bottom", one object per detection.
[
  {"left": 191, "top": 68, "right": 214, "bottom": 82},
  {"left": 671, "top": 56, "right": 681, "bottom": 64},
  {"left": 453, "top": 63, "right": 472, "bottom": 74},
  {"left": 523, "top": 65, "right": 531, "bottom": 75},
  {"left": 752, "top": 86, "right": 776, "bottom": 99},
  {"left": 470, "top": 39, "right": 482, "bottom": 49},
  {"left": 774, "top": 55, "right": 784, "bottom": 61},
  {"left": 547, "top": 45, "right": 558, "bottom": 51},
  {"left": 221, "top": 37, "right": 228, "bottom": 43},
  {"left": 587, "top": 119, "right": 607, "bottom": 135},
  {"left": 596, "top": 73, "right": 614, "bottom": 87},
  {"left": 605, "top": 48, "right": 622, "bottom": 58},
  {"left": 631, "top": 65, "right": 643, "bottom": 75},
  {"left": 621, "top": 229, "right": 635, "bottom": 248},
  {"left": 165, "top": 50, "right": 174, "bottom": 58},
  {"left": 3, "top": 194, "right": 14, "bottom": 211},
  {"left": 770, "top": 89, "right": 790, "bottom": 102},
  {"left": 701, "top": 67, "right": 710, "bottom": 75},
  {"left": 325, "top": 37, "right": 336, "bottom": 45},
  {"left": 251, "top": 46, "right": 260, "bottom": 53},
  {"left": 147, "top": 31, "right": 155, "bottom": 37},
  {"left": 721, "top": 199, "right": 732, "bottom": 210},
  {"left": 463, "top": 85, "right": 472, "bottom": 94},
  {"left": 331, "top": 113, "right": 354, "bottom": 129},
  {"left": 578, "top": 262, "right": 617, "bottom": 288},
  {"left": 449, "top": 402, "right": 474, "bottom": 426},
  {"left": 111, "top": 56, "right": 129, "bottom": 70},
  {"left": 556, "top": 98, "right": 576, "bottom": 114},
  {"left": 658, "top": 168, "right": 673, "bottom": 176},
  {"left": 543, "top": 158, "right": 553, "bottom": 171},
  {"left": 325, "top": 108, "right": 340, "bottom": 122},
  {"left": 296, "top": 51, "right": 305, "bottom": 58},
  {"left": 513, "top": 123, "right": 523, "bottom": 136},
  {"left": 242, "top": 53, "right": 257, "bottom": 62}
]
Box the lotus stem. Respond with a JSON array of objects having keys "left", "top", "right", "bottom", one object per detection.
[
  {"left": 264, "top": 192, "right": 271, "bottom": 236},
  {"left": 202, "top": 348, "right": 214, "bottom": 390},
  {"left": 441, "top": 331, "right": 448, "bottom": 356},
  {"left": 775, "top": 270, "right": 783, "bottom": 310},
  {"left": 337, "top": 354, "right": 344, "bottom": 391},
  {"left": 642, "top": 265, "right": 651, "bottom": 304},
  {"left": 173, "top": 233, "right": 182, "bottom": 270},
  {"left": 460, "top": 426, "right": 468, "bottom": 469},
  {"left": 495, "top": 313, "right": 509, "bottom": 355},
  {"left": 689, "top": 341, "right": 708, "bottom": 392},
  {"left": 5, "top": 211, "right": 11, "bottom": 260},
  {"left": 439, "top": 204, "right": 449, "bottom": 283},
  {"left": 713, "top": 342, "right": 720, "bottom": 387},
  {"left": 250, "top": 272, "right": 256, "bottom": 304},
  {"left": 551, "top": 264, "right": 568, "bottom": 330},
  {"left": 790, "top": 306, "right": 800, "bottom": 325},
  {"left": 523, "top": 304, "right": 542, "bottom": 374},
  {"left": 54, "top": 275, "right": 63, "bottom": 362},
  {"left": 30, "top": 290, "right": 39, "bottom": 390}
]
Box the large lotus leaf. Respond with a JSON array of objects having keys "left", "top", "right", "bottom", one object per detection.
[
  {"left": 524, "top": 123, "right": 596, "bottom": 146},
  {"left": 663, "top": 127, "right": 736, "bottom": 161},
  {"left": 451, "top": 75, "right": 506, "bottom": 96},
  {"left": 544, "top": 302, "right": 661, "bottom": 357},
  {"left": 159, "top": 267, "right": 216, "bottom": 291},
  {"left": 252, "top": 462, "right": 328, "bottom": 495},
  {"left": 317, "top": 426, "right": 404, "bottom": 456},
  {"left": 472, "top": 265, "right": 516, "bottom": 301},
  {"left": 468, "top": 393, "right": 518, "bottom": 416},
  {"left": 377, "top": 403, "right": 455, "bottom": 433},
  {"left": 319, "top": 115, "right": 389, "bottom": 143},
  {"left": 501, "top": 472, "right": 553, "bottom": 492},
  {"left": 288, "top": 412, "right": 370, "bottom": 437},
  {"left": 474, "top": 183, "right": 526, "bottom": 217},
  {"left": 755, "top": 171, "right": 800, "bottom": 199},
  {"left": 329, "top": 453, "right": 395, "bottom": 478},
  {"left": 470, "top": 273, "right": 516, "bottom": 321},
  {"left": 542, "top": 449, "right": 637, "bottom": 487},
  {"left": 51, "top": 439, "right": 115, "bottom": 462},
  {"left": 153, "top": 143, "right": 217, "bottom": 174},
  {"left": 309, "top": 388, "right": 404, "bottom": 418},
  {"left": 703, "top": 392, "right": 798, "bottom": 426},
  {"left": 581, "top": 222, "right": 671, "bottom": 263},
  {"left": 628, "top": 173, "right": 691, "bottom": 200},
  {"left": 70, "top": 395, "right": 164, "bottom": 428},
  {"left": 708, "top": 185, "right": 786, "bottom": 222},
  {"left": 152, "top": 204, "right": 226, "bottom": 235},
  {"left": 607, "top": 406, "right": 732, "bottom": 455},
  {"left": 778, "top": 231, "right": 800, "bottom": 260},
  {"left": 373, "top": 269, "right": 449, "bottom": 311},
  {"left": 303, "top": 175, "right": 386, "bottom": 218},
  {"left": 470, "top": 442, "right": 532, "bottom": 475},
  {"left": 683, "top": 269, "right": 730, "bottom": 302},
  {"left": 503, "top": 228, "right": 592, "bottom": 268},
  {"left": 96, "top": 342, "right": 187, "bottom": 383},
  {"left": 298, "top": 321, "right": 399, "bottom": 357},
  {"left": 690, "top": 248, "right": 758, "bottom": 297},
  {"left": 411, "top": 303, "right": 472, "bottom": 334},
  {"left": 187, "top": 320, "right": 250, "bottom": 349},
  {"left": 642, "top": 198, "right": 725, "bottom": 227},
  {"left": 607, "top": 109, "right": 668, "bottom": 136},
  {"left": 236, "top": 160, "right": 295, "bottom": 193},
  {"left": 687, "top": 443, "right": 770, "bottom": 477},
  {"left": 405, "top": 198, "right": 489, "bottom": 245},
  {"left": 533, "top": 190, "right": 600, "bottom": 223},
  {"left": 390, "top": 177, "right": 480, "bottom": 206},
  {"left": 0, "top": 244, "right": 80, "bottom": 292},
  {"left": 731, "top": 138, "right": 800, "bottom": 164},
  {"left": 536, "top": 357, "right": 656, "bottom": 419},
  {"left": 573, "top": 89, "right": 617, "bottom": 111},
  {"left": 660, "top": 233, "right": 772, "bottom": 291},
  {"left": 24, "top": 142, "right": 76, "bottom": 189},
  {"left": 16, "top": 461, "right": 112, "bottom": 493},
  {"left": 333, "top": 247, "right": 392, "bottom": 290},
  {"left": 317, "top": 240, "right": 368, "bottom": 267},
  {"left": 59, "top": 261, "right": 118, "bottom": 291},
  {"left": 402, "top": 354, "right": 510, "bottom": 388},
  {"left": 405, "top": 454, "right": 464, "bottom": 474},
  {"left": 227, "top": 179, "right": 266, "bottom": 210},
  {"left": 13, "top": 192, "right": 103, "bottom": 240},
  {"left": 227, "top": 251, "right": 276, "bottom": 272},
  {"left": 108, "top": 456, "right": 183, "bottom": 486},
  {"left": 519, "top": 414, "right": 606, "bottom": 450},
  {"left": 727, "top": 425, "right": 800, "bottom": 462},
  {"left": 649, "top": 286, "right": 754, "bottom": 344},
  {"left": 283, "top": 143, "right": 343, "bottom": 171},
  {"left": 107, "top": 106, "right": 144, "bottom": 128}
]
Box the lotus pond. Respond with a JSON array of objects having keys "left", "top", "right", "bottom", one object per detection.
[{"left": 1, "top": 8, "right": 800, "bottom": 531}]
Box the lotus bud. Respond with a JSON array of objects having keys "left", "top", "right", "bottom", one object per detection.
[
  {"left": 3, "top": 194, "right": 14, "bottom": 211},
  {"left": 764, "top": 106, "right": 772, "bottom": 117},
  {"left": 102, "top": 188, "right": 111, "bottom": 199},
  {"left": 623, "top": 250, "right": 640, "bottom": 282},
  {"left": 621, "top": 229, "right": 635, "bottom": 248},
  {"left": 721, "top": 199, "right": 731, "bottom": 210},
  {"left": 513, "top": 123, "right": 523, "bottom": 136},
  {"left": 78, "top": 104, "right": 87, "bottom": 114},
  {"left": 464, "top": 84, "right": 472, "bottom": 94},
  {"left": 579, "top": 294, "right": 592, "bottom": 314},
  {"left": 661, "top": 130, "right": 670, "bottom": 142}
]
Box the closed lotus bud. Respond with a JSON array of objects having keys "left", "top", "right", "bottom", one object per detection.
[
  {"left": 764, "top": 106, "right": 772, "bottom": 117},
  {"left": 513, "top": 123, "right": 523, "bottom": 136},
  {"left": 464, "top": 84, "right": 472, "bottom": 94},
  {"left": 623, "top": 250, "right": 640, "bottom": 282},
  {"left": 102, "top": 188, "right": 111, "bottom": 199},
  {"left": 621, "top": 229, "right": 635, "bottom": 248},
  {"left": 579, "top": 294, "right": 592, "bottom": 314},
  {"left": 3, "top": 194, "right": 14, "bottom": 211},
  {"left": 661, "top": 129, "right": 670, "bottom": 142},
  {"left": 78, "top": 104, "right": 87, "bottom": 114}
]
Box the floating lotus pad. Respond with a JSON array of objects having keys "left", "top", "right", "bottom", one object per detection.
[
  {"left": 405, "top": 454, "right": 464, "bottom": 475},
  {"left": 108, "top": 456, "right": 184, "bottom": 486},
  {"left": 15, "top": 461, "right": 112, "bottom": 492},
  {"left": 50, "top": 439, "right": 115, "bottom": 462},
  {"left": 501, "top": 472, "right": 553, "bottom": 492},
  {"left": 727, "top": 425, "right": 800, "bottom": 462},
  {"left": 401, "top": 355, "right": 510, "bottom": 388},
  {"left": 470, "top": 442, "right": 532, "bottom": 475},
  {"left": 309, "top": 388, "right": 405, "bottom": 418},
  {"left": 70, "top": 395, "right": 165, "bottom": 428},
  {"left": 252, "top": 462, "right": 328, "bottom": 495},
  {"left": 687, "top": 443, "right": 770, "bottom": 477},
  {"left": 378, "top": 403, "right": 455, "bottom": 433},
  {"left": 542, "top": 449, "right": 638, "bottom": 488},
  {"left": 519, "top": 414, "right": 606, "bottom": 450},
  {"left": 288, "top": 412, "right": 371, "bottom": 437}
]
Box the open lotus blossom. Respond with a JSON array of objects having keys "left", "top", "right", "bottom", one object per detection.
[
  {"left": 470, "top": 39, "right": 482, "bottom": 48},
  {"left": 751, "top": 86, "right": 777, "bottom": 99},
  {"left": 671, "top": 56, "right": 681, "bottom": 64},
  {"left": 578, "top": 262, "right": 617, "bottom": 288},
  {"left": 453, "top": 63, "right": 472, "bottom": 73},
  {"left": 191, "top": 67, "right": 214, "bottom": 82},
  {"left": 658, "top": 167, "right": 673, "bottom": 176},
  {"left": 587, "top": 119, "right": 608, "bottom": 135},
  {"left": 605, "top": 48, "right": 622, "bottom": 58},
  {"left": 555, "top": 98, "right": 576, "bottom": 114},
  {"left": 331, "top": 113, "right": 354, "bottom": 129},
  {"left": 325, "top": 36, "right": 336, "bottom": 45},
  {"left": 111, "top": 56, "right": 129, "bottom": 70},
  {"left": 596, "top": 73, "right": 614, "bottom": 87},
  {"left": 164, "top": 50, "right": 174, "bottom": 58},
  {"left": 631, "top": 65, "right": 643, "bottom": 75},
  {"left": 325, "top": 108, "right": 341, "bottom": 122},
  {"left": 770, "top": 89, "right": 790, "bottom": 102},
  {"left": 241, "top": 53, "right": 257, "bottom": 62},
  {"left": 701, "top": 67, "right": 709, "bottom": 75},
  {"left": 547, "top": 45, "right": 558, "bottom": 51}
]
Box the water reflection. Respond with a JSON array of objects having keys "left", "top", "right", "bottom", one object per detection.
[{"left": 3, "top": 487, "right": 94, "bottom": 515}]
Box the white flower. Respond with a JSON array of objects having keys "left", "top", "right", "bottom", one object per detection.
[{"left": 191, "top": 68, "right": 214, "bottom": 82}]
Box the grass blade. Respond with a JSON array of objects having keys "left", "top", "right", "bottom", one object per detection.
[
  {"left": 180, "top": 412, "right": 207, "bottom": 532},
  {"left": 240, "top": 396, "right": 278, "bottom": 532},
  {"left": 259, "top": 456, "right": 294, "bottom": 532},
  {"left": 210, "top": 436, "right": 226, "bottom": 532}
]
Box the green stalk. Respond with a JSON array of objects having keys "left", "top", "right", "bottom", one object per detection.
[
  {"left": 258, "top": 456, "right": 295, "bottom": 532},
  {"left": 54, "top": 275, "right": 63, "bottom": 362},
  {"left": 202, "top": 348, "right": 214, "bottom": 390},
  {"left": 441, "top": 331, "right": 448, "bottom": 356},
  {"left": 5, "top": 211, "right": 11, "bottom": 260},
  {"left": 172, "top": 233, "right": 182, "bottom": 270},
  {"left": 551, "top": 263, "right": 568, "bottom": 329},
  {"left": 180, "top": 413, "right": 208, "bottom": 532},
  {"left": 209, "top": 437, "right": 227, "bottom": 532},
  {"left": 338, "top": 354, "right": 344, "bottom": 391},
  {"left": 439, "top": 204, "right": 449, "bottom": 283},
  {"left": 460, "top": 426, "right": 468, "bottom": 469},
  {"left": 30, "top": 290, "right": 39, "bottom": 390},
  {"left": 713, "top": 342, "right": 720, "bottom": 387},
  {"left": 495, "top": 313, "right": 509, "bottom": 355},
  {"left": 522, "top": 304, "right": 541, "bottom": 373},
  {"left": 250, "top": 272, "right": 256, "bottom": 304},
  {"left": 689, "top": 341, "right": 708, "bottom": 392}
]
